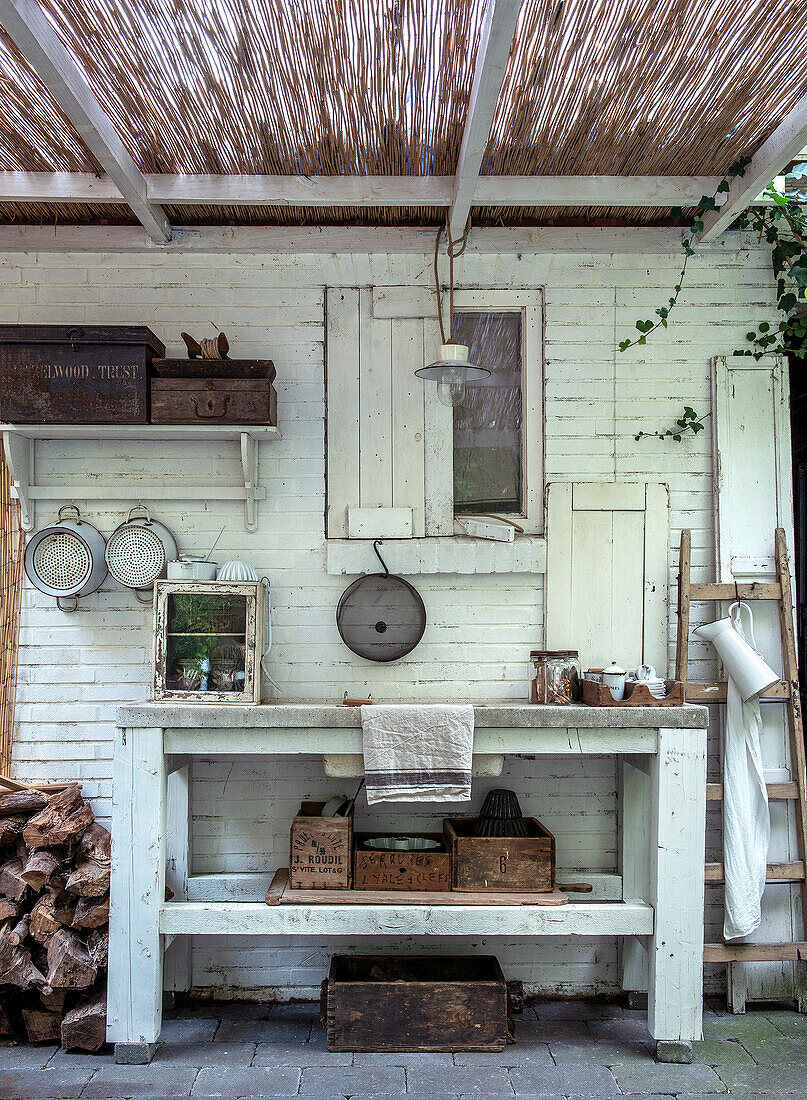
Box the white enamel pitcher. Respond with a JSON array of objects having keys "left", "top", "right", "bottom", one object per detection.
[{"left": 693, "top": 601, "right": 779, "bottom": 702}]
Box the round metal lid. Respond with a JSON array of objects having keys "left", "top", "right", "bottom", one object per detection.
[{"left": 336, "top": 542, "right": 426, "bottom": 663}]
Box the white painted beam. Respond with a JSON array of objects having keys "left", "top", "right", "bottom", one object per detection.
[
  {"left": 0, "top": 171, "right": 723, "bottom": 208},
  {"left": 0, "top": 223, "right": 689, "bottom": 254},
  {"left": 450, "top": 0, "right": 521, "bottom": 237},
  {"left": 701, "top": 91, "right": 807, "bottom": 242},
  {"left": 0, "top": 0, "right": 171, "bottom": 242}
]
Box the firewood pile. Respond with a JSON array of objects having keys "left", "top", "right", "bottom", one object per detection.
[{"left": 0, "top": 784, "right": 109, "bottom": 1051}]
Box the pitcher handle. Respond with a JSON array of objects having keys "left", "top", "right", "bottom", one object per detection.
[{"left": 728, "top": 600, "right": 757, "bottom": 650}]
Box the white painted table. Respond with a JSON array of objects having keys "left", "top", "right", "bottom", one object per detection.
[{"left": 108, "top": 702, "right": 708, "bottom": 1064}]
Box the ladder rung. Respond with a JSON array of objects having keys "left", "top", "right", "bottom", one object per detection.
[
  {"left": 705, "top": 861, "right": 805, "bottom": 884},
  {"left": 689, "top": 582, "right": 783, "bottom": 601},
  {"left": 704, "top": 942, "right": 807, "bottom": 963},
  {"left": 707, "top": 781, "right": 800, "bottom": 801},
  {"left": 686, "top": 680, "right": 792, "bottom": 702}
]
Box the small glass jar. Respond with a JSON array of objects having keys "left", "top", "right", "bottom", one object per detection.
[{"left": 530, "top": 650, "right": 582, "bottom": 704}]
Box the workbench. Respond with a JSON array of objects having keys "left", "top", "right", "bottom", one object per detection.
[{"left": 107, "top": 702, "right": 708, "bottom": 1064}]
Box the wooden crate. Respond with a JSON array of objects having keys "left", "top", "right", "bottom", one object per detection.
[
  {"left": 0, "top": 324, "right": 163, "bottom": 424},
  {"left": 289, "top": 802, "right": 353, "bottom": 889},
  {"left": 581, "top": 679, "right": 684, "bottom": 706},
  {"left": 152, "top": 357, "right": 276, "bottom": 381},
  {"left": 444, "top": 818, "right": 555, "bottom": 893},
  {"left": 150, "top": 377, "right": 277, "bottom": 425},
  {"left": 322, "top": 954, "right": 509, "bottom": 1052},
  {"left": 353, "top": 834, "right": 451, "bottom": 891}
]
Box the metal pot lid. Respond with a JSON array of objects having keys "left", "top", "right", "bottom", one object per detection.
[{"left": 336, "top": 541, "right": 426, "bottom": 663}]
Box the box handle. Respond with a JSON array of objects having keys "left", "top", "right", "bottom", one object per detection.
[{"left": 192, "top": 394, "right": 231, "bottom": 419}]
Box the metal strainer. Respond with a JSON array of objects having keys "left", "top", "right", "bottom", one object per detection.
[
  {"left": 336, "top": 541, "right": 426, "bottom": 662},
  {"left": 24, "top": 505, "right": 108, "bottom": 611},
  {"left": 105, "top": 505, "right": 178, "bottom": 597}
]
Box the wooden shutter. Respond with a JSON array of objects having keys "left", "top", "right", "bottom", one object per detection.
[
  {"left": 326, "top": 287, "right": 425, "bottom": 538},
  {"left": 545, "top": 482, "right": 669, "bottom": 673}
]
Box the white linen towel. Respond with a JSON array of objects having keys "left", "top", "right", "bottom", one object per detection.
[
  {"left": 722, "top": 675, "right": 770, "bottom": 940},
  {"left": 361, "top": 703, "right": 474, "bottom": 804}
]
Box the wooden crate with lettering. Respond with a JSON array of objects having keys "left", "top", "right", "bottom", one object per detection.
[
  {"left": 289, "top": 802, "right": 353, "bottom": 889},
  {"left": 0, "top": 324, "right": 164, "bottom": 423},
  {"left": 444, "top": 818, "right": 555, "bottom": 892},
  {"left": 353, "top": 834, "right": 451, "bottom": 891}
]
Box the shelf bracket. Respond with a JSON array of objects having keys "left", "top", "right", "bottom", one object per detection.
[
  {"left": 240, "top": 432, "right": 265, "bottom": 534},
  {"left": 2, "top": 430, "right": 33, "bottom": 530}
]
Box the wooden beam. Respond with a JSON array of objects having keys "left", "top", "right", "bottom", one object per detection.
[
  {"left": 701, "top": 91, "right": 807, "bottom": 242},
  {"left": 0, "top": 0, "right": 171, "bottom": 243},
  {"left": 704, "top": 942, "right": 807, "bottom": 963},
  {"left": 707, "top": 781, "right": 799, "bottom": 800},
  {"left": 0, "top": 224, "right": 689, "bottom": 255},
  {"left": 705, "top": 860, "right": 805, "bottom": 883},
  {"left": 449, "top": 0, "right": 521, "bottom": 237},
  {"left": 0, "top": 172, "right": 723, "bottom": 208}
]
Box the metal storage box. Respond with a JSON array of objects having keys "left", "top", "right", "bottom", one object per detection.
[{"left": 0, "top": 324, "right": 164, "bottom": 423}]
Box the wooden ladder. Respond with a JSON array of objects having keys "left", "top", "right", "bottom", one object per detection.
[{"left": 676, "top": 528, "right": 807, "bottom": 975}]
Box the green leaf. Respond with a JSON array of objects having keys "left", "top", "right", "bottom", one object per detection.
[
  {"left": 618, "top": 339, "right": 632, "bottom": 352},
  {"left": 692, "top": 422, "right": 704, "bottom": 433},
  {"left": 671, "top": 206, "right": 683, "bottom": 220},
  {"left": 683, "top": 406, "right": 696, "bottom": 417},
  {"left": 673, "top": 434, "right": 682, "bottom": 441},
  {"left": 759, "top": 321, "right": 770, "bottom": 332},
  {"left": 746, "top": 332, "right": 756, "bottom": 340},
  {"left": 717, "top": 180, "right": 730, "bottom": 193},
  {"left": 699, "top": 196, "right": 717, "bottom": 212}
]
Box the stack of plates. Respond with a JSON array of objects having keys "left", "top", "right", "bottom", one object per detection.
[{"left": 635, "top": 676, "right": 667, "bottom": 698}]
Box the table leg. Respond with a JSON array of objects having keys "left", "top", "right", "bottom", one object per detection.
[
  {"left": 620, "top": 755, "right": 651, "bottom": 1001},
  {"left": 107, "top": 725, "right": 166, "bottom": 1064},
  {"left": 649, "top": 725, "right": 707, "bottom": 1062},
  {"left": 165, "top": 761, "right": 192, "bottom": 998}
]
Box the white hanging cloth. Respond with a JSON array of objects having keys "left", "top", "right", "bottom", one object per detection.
[{"left": 722, "top": 608, "right": 770, "bottom": 941}]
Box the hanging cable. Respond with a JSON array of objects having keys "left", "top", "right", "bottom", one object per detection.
[{"left": 433, "top": 223, "right": 445, "bottom": 345}]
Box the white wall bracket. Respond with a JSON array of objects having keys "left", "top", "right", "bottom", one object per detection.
[{"left": 1, "top": 424, "right": 280, "bottom": 533}]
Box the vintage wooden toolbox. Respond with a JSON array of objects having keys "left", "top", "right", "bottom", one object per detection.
[
  {"left": 0, "top": 324, "right": 164, "bottom": 423},
  {"left": 353, "top": 834, "right": 451, "bottom": 891},
  {"left": 150, "top": 358, "right": 277, "bottom": 425},
  {"left": 321, "top": 954, "right": 510, "bottom": 1052},
  {"left": 289, "top": 802, "right": 353, "bottom": 889},
  {"left": 444, "top": 817, "right": 556, "bottom": 892}
]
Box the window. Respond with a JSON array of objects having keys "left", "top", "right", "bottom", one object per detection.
[{"left": 452, "top": 310, "right": 523, "bottom": 515}]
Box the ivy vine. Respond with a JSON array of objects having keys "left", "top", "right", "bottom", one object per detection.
[{"left": 634, "top": 406, "right": 709, "bottom": 442}]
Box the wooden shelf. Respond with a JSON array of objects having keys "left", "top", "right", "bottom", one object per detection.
[{"left": 1, "top": 422, "right": 281, "bottom": 532}]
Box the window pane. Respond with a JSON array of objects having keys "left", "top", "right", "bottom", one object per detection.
[{"left": 452, "top": 311, "right": 522, "bottom": 514}]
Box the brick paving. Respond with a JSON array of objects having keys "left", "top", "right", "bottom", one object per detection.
[{"left": 2, "top": 998, "right": 807, "bottom": 1098}]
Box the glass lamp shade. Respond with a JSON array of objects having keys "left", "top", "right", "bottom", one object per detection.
[{"left": 415, "top": 343, "right": 491, "bottom": 407}]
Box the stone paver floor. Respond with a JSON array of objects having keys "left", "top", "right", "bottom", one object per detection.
[{"left": 2, "top": 997, "right": 807, "bottom": 1098}]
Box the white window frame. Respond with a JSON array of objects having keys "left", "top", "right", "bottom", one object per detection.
[{"left": 424, "top": 289, "right": 544, "bottom": 536}]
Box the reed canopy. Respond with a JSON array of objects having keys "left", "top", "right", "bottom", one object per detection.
[{"left": 0, "top": 0, "right": 806, "bottom": 229}]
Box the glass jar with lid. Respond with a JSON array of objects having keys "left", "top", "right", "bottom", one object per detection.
[{"left": 530, "top": 650, "right": 582, "bottom": 704}]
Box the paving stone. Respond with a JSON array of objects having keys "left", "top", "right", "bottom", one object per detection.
[
  {"left": 252, "top": 1039, "right": 352, "bottom": 1067},
  {"left": 80, "top": 1064, "right": 199, "bottom": 1098},
  {"left": 0, "top": 1042, "right": 59, "bottom": 1068},
  {"left": 351, "top": 1050, "right": 454, "bottom": 1065},
  {"left": 299, "top": 1066, "right": 406, "bottom": 1095},
  {"left": 531, "top": 1000, "right": 624, "bottom": 1022},
  {"left": 191, "top": 1065, "right": 301, "bottom": 1096},
  {"left": 701, "top": 1012, "right": 783, "bottom": 1042},
  {"left": 718, "top": 1064, "right": 807, "bottom": 1094},
  {"left": 509, "top": 1065, "right": 620, "bottom": 1095},
  {"left": 613, "top": 1063, "right": 727, "bottom": 1093},
  {"left": 268, "top": 1002, "right": 321, "bottom": 1020},
  {"left": 161, "top": 1017, "right": 221, "bottom": 1043},
  {"left": 406, "top": 1065, "right": 515, "bottom": 1095},
  {"left": 184, "top": 1002, "right": 267, "bottom": 1020},
  {"left": 549, "top": 1038, "right": 656, "bottom": 1065},
  {"left": 0, "top": 1067, "right": 94, "bottom": 1099},
  {"left": 48, "top": 1047, "right": 116, "bottom": 1069},
  {"left": 692, "top": 1038, "right": 756, "bottom": 1065},
  {"left": 214, "top": 1019, "right": 311, "bottom": 1044},
  {"left": 743, "top": 1036, "right": 807, "bottom": 1064},
  {"left": 152, "top": 1040, "right": 256, "bottom": 1066},
  {"left": 452, "top": 1040, "right": 554, "bottom": 1067},
  {"left": 765, "top": 1011, "right": 807, "bottom": 1038}
]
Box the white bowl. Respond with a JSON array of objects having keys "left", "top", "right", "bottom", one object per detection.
[{"left": 217, "top": 559, "right": 259, "bottom": 582}]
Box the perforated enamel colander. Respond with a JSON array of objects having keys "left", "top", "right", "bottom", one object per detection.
[
  {"left": 105, "top": 505, "right": 178, "bottom": 594},
  {"left": 24, "top": 505, "right": 108, "bottom": 609}
]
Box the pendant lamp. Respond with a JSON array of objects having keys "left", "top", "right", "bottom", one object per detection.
[{"left": 415, "top": 223, "right": 490, "bottom": 407}]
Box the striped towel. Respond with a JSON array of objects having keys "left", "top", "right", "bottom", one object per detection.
[{"left": 361, "top": 703, "right": 474, "bottom": 804}]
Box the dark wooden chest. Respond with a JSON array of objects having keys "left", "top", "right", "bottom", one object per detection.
[
  {"left": 0, "top": 325, "right": 164, "bottom": 423},
  {"left": 150, "top": 378, "right": 278, "bottom": 425},
  {"left": 322, "top": 954, "right": 509, "bottom": 1052}
]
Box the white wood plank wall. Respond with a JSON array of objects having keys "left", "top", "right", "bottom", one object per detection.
[{"left": 6, "top": 241, "right": 779, "bottom": 997}]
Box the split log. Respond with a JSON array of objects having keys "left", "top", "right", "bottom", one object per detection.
[
  {"left": 71, "top": 893, "right": 109, "bottom": 930},
  {"left": 0, "top": 859, "right": 30, "bottom": 903},
  {"left": 23, "top": 785, "right": 93, "bottom": 848},
  {"left": 22, "top": 1008, "right": 61, "bottom": 1044},
  {"left": 77, "top": 823, "right": 111, "bottom": 866},
  {"left": 60, "top": 991, "right": 106, "bottom": 1052},
  {"left": 0, "top": 1001, "right": 14, "bottom": 1037},
  {"left": 21, "top": 849, "right": 61, "bottom": 891},
  {"left": 0, "top": 897, "right": 20, "bottom": 924},
  {"left": 0, "top": 815, "right": 27, "bottom": 848},
  {"left": 65, "top": 859, "right": 109, "bottom": 898},
  {"left": 46, "top": 928, "right": 96, "bottom": 990},
  {"left": 0, "top": 924, "right": 46, "bottom": 989},
  {"left": 87, "top": 927, "right": 108, "bottom": 971},
  {"left": 39, "top": 987, "right": 69, "bottom": 1013},
  {"left": 0, "top": 790, "right": 47, "bottom": 817}
]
